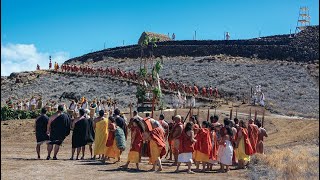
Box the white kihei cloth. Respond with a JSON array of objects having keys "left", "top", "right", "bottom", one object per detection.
[
  {"left": 191, "top": 97, "right": 196, "bottom": 107},
  {"left": 217, "top": 140, "right": 233, "bottom": 166},
  {"left": 178, "top": 152, "right": 194, "bottom": 163},
  {"left": 69, "top": 103, "right": 77, "bottom": 110}
]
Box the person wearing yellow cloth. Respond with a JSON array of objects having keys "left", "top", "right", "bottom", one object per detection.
[
  {"left": 235, "top": 120, "right": 253, "bottom": 169},
  {"left": 93, "top": 110, "right": 108, "bottom": 161},
  {"left": 105, "top": 116, "right": 121, "bottom": 162},
  {"left": 143, "top": 119, "right": 166, "bottom": 172}
]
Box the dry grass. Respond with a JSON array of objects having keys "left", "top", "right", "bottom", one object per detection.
[{"left": 249, "top": 147, "right": 319, "bottom": 180}]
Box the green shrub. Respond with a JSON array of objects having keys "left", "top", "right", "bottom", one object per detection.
[{"left": 1, "top": 106, "right": 56, "bottom": 121}]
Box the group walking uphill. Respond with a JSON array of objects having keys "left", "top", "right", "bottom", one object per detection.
[
  {"left": 35, "top": 104, "right": 268, "bottom": 174},
  {"left": 49, "top": 63, "right": 220, "bottom": 99}
]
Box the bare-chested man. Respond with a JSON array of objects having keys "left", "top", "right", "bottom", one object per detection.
[
  {"left": 169, "top": 115, "right": 184, "bottom": 166},
  {"left": 248, "top": 119, "right": 259, "bottom": 154},
  {"left": 255, "top": 120, "right": 268, "bottom": 154}
]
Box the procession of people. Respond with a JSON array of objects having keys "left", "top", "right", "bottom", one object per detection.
[{"left": 34, "top": 99, "right": 268, "bottom": 174}]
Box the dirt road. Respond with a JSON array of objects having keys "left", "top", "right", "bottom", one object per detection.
[{"left": 1, "top": 107, "right": 318, "bottom": 180}]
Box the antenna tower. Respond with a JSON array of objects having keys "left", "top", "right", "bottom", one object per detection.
[{"left": 295, "top": 6, "right": 310, "bottom": 34}]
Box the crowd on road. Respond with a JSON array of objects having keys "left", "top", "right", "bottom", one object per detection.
[{"left": 34, "top": 102, "right": 268, "bottom": 174}]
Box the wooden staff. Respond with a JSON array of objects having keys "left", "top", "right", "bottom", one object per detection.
[
  {"left": 254, "top": 110, "right": 257, "bottom": 121},
  {"left": 262, "top": 108, "right": 265, "bottom": 127},
  {"left": 214, "top": 107, "right": 217, "bottom": 115},
  {"left": 151, "top": 96, "right": 155, "bottom": 118},
  {"left": 129, "top": 103, "right": 132, "bottom": 119},
  {"left": 230, "top": 108, "right": 233, "bottom": 120},
  {"left": 249, "top": 108, "right": 252, "bottom": 120},
  {"left": 174, "top": 108, "right": 178, "bottom": 116},
  {"left": 183, "top": 106, "right": 192, "bottom": 123},
  {"left": 207, "top": 108, "right": 210, "bottom": 121},
  {"left": 190, "top": 107, "right": 194, "bottom": 119},
  {"left": 236, "top": 108, "right": 238, "bottom": 118}
]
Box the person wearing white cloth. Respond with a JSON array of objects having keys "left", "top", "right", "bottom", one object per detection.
[
  {"left": 217, "top": 126, "right": 234, "bottom": 173},
  {"left": 175, "top": 122, "right": 197, "bottom": 174},
  {"left": 81, "top": 98, "right": 89, "bottom": 110}
]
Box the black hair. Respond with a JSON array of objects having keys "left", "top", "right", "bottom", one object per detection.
[
  {"left": 133, "top": 118, "right": 145, "bottom": 133},
  {"left": 185, "top": 122, "right": 194, "bottom": 133},
  {"left": 202, "top": 121, "right": 211, "bottom": 128},
  {"left": 239, "top": 120, "right": 247, "bottom": 128},
  {"left": 256, "top": 120, "right": 262, "bottom": 128},
  {"left": 190, "top": 115, "right": 199, "bottom": 125},
  {"left": 234, "top": 118, "right": 239, "bottom": 124},
  {"left": 58, "top": 105, "right": 64, "bottom": 112},
  {"left": 99, "top": 110, "right": 104, "bottom": 117},
  {"left": 114, "top": 108, "right": 120, "bottom": 115},
  {"left": 159, "top": 114, "right": 165, "bottom": 120},
  {"left": 41, "top": 107, "right": 47, "bottom": 114},
  {"left": 108, "top": 116, "right": 115, "bottom": 123},
  {"left": 79, "top": 108, "right": 85, "bottom": 116},
  {"left": 224, "top": 118, "right": 230, "bottom": 126},
  {"left": 225, "top": 126, "right": 233, "bottom": 136},
  {"left": 133, "top": 110, "right": 138, "bottom": 115},
  {"left": 210, "top": 115, "right": 214, "bottom": 123},
  {"left": 212, "top": 115, "right": 219, "bottom": 123}
]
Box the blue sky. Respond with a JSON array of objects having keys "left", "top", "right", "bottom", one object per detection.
[{"left": 1, "top": 0, "right": 319, "bottom": 75}]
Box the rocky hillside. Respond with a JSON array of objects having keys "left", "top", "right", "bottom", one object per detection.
[
  {"left": 1, "top": 55, "right": 319, "bottom": 119},
  {"left": 65, "top": 26, "right": 319, "bottom": 64}
]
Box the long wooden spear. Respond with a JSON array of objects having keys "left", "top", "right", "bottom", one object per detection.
[
  {"left": 183, "top": 106, "right": 192, "bottom": 123},
  {"left": 249, "top": 108, "right": 252, "bottom": 120},
  {"left": 230, "top": 108, "right": 233, "bottom": 120},
  {"left": 262, "top": 108, "right": 265, "bottom": 127},
  {"left": 254, "top": 110, "right": 257, "bottom": 121},
  {"left": 236, "top": 108, "right": 238, "bottom": 118},
  {"left": 129, "top": 102, "right": 132, "bottom": 119}
]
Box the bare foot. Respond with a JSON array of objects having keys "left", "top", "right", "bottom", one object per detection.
[
  {"left": 171, "top": 163, "right": 177, "bottom": 166},
  {"left": 156, "top": 167, "right": 163, "bottom": 172},
  {"left": 149, "top": 168, "right": 156, "bottom": 171},
  {"left": 187, "top": 170, "right": 195, "bottom": 174},
  {"left": 120, "top": 165, "right": 128, "bottom": 169}
]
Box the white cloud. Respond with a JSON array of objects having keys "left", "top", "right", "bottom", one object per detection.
[{"left": 1, "top": 43, "right": 70, "bottom": 76}]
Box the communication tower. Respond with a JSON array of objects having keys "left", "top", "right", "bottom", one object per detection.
[{"left": 295, "top": 6, "right": 311, "bottom": 34}]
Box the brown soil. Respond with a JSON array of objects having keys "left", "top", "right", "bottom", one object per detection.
[{"left": 1, "top": 106, "right": 318, "bottom": 180}]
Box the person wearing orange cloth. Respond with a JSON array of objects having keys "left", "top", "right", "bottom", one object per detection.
[
  {"left": 208, "top": 122, "right": 220, "bottom": 170},
  {"left": 105, "top": 116, "right": 121, "bottom": 162},
  {"left": 248, "top": 118, "right": 259, "bottom": 154},
  {"left": 189, "top": 115, "right": 200, "bottom": 162},
  {"left": 201, "top": 86, "right": 207, "bottom": 97},
  {"left": 193, "top": 84, "right": 199, "bottom": 96},
  {"left": 256, "top": 120, "right": 268, "bottom": 154},
  {"left": 194, "top": 121, "right": 212, "bottom": 172},
  {"left": 235, "top": 120, "right": 254, "bottom": 169},
  {"left": 169, "top": 115, "right": 183, "bottom": 166},
  {"left": 120, "top": 118, "right": 145, "bottom": 170},
  {"left": 143, "top": 119, "right": 166, "bottom": 172},
  {"left": 175, "top": 122, "right": 197, "bottom": 174}
]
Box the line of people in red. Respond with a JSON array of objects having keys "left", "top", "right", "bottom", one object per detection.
[{"left": 59, "top": 64, "right": 219, "bottom": 98}]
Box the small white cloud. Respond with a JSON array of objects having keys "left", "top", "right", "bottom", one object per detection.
[{"left": 1, "top": 43, "right": 70, "bottom": 76}]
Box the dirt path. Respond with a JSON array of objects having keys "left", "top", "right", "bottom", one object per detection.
[
  {"left": 1, "top": 119, "right": 247, "bottom": 180},
  {"left": 1, "top": 107, "right": 318, "bottom": 180}
]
